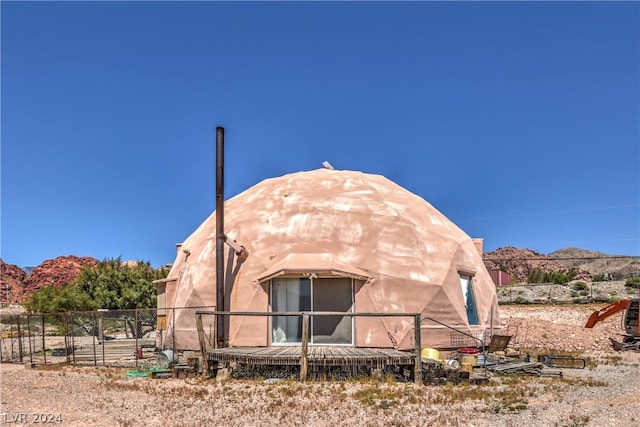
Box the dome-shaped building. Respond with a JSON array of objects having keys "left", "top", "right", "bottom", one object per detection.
[{"left": 158, "top": 168, "right": 500, "bottom": 352}]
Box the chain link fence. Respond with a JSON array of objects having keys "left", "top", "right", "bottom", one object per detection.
[{"left": 1, "top": 309, "right": 159, "bottom": 367}]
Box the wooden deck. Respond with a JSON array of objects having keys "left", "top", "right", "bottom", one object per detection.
[{"left": 206, "top": 346, "right": 416, "bottom": 369}]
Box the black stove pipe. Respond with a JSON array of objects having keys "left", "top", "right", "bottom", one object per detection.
[{"left": 215, "top": 126, "right": 225, "bottom": 348}]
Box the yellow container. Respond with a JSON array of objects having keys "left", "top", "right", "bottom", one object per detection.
[
  {"left": 421, "top": 348, "right": 440, "bottom": 360},
  {"left": 460, "top": 363, "right": 472, "bottom": 372},
  {"left": 461, "top": 354, "right": 478, "bottom": 366}
]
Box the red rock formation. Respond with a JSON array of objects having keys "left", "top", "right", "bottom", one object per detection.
[
  {"left": 483, "top": 246, "right": 592, "bottom": 283},
  {"left": 0, "top": 259, "right": 26, "bottom": 303},
  {"left": 21, "top": 256, "right": 99, "bottom": 300}
]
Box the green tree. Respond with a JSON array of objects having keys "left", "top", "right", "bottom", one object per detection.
[
  {"left": 527, "top": 269, "right": 545, "bottom": 284},
  {"left": 74, "top": 257, "right": 169, "bottom": 309},
  {"left": 528, "top": 269, "right": 575, "bottom": 285},
  {"left": 23, "top": 257, "right": 169, "bottom": 313},
  {"left": 23, "top": 283, "right": 94, "bottom": 313}
]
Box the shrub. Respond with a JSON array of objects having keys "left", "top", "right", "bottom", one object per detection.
[
  {"left": 528, "top": 269, "right": 576, "bottom": 285},
  {"left": 572, "top": 281, "right": 588, "bottom": 291},
  {"left": 625, "top": 277, "right": 640, "bottom": 289}
]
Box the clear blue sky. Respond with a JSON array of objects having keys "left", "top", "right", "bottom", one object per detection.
[{"left": 1, "top": 1, "right": 638, "bottom": 268}]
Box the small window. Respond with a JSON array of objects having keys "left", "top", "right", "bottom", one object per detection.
[{"left": 459, "top": 275, "right": 480, "bottom": 325}]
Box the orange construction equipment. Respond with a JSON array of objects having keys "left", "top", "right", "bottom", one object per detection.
[{"left": 585, "top": 297, "right": 639, "bottom": 351}]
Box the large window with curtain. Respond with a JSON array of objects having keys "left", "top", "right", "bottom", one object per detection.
[
  {"left": 271, "top": 278, "right": 311, "bottom": 344},
  {"left": 271, "top": 277, "right": 353, "bottom": 345},
  {"left": 459, "top": 275, "right": 480, "bottom": 326},
  {"left": 312, "top": 278, "right": 353, "bottom": 344}
]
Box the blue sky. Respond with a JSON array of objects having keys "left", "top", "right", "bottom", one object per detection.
[{"left": 1, "top": 1, "right": 638, "bottom": 268}]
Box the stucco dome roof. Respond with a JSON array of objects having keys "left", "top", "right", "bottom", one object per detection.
[{"left": 166, "top": 168, "right": 499, "bottom": 350}]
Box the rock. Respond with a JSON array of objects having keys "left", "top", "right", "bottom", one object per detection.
[
  {"left": 20, "top": 256, "right": 98, "bottom": 300},
  {"left": 550, "top": 247, "right": 640, "bottom": 279},
  {"left": 0, "top": 259, "right": 26, "bottom": 303},
  {"left": 483, "top": 246, "right": 593, "bottom": 283}
]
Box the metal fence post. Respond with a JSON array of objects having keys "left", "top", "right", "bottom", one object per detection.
[
  {"left": 16, "top": 315, "right": 23, "bottom": 363},
  {"left": 42, "top": 315, "right": 47, "bottom": 365},
  {"left": 27, "top": 315, "right": 33, "bottom": 365},
  {"left": 92, "top": 312, "right": 97, "bottom": 366},
  {"left": 64, "top": 314, "right": 70, "bottom": 364},
  {"left": 101, "top": 312, "right": 105, "bottom": 366},
  {"left": 70, "top": 312, "right": 76, "bottom": 366},
  {"left": 172, "top": 308, "right": 176, "bottom": 356},
  {"left": 134, "top": 309, "right": 139, "bottom": 368}
]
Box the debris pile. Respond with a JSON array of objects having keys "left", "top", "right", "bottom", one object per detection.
[{"left": 420, "top": 333, "right": 589, "bottom": 384}]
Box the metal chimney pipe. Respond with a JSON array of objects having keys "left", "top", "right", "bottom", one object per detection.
[{"left": 215, "top": 126, "right": 225, "bottom": 348}]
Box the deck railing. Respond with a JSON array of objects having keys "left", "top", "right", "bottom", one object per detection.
[{"left": 195, "top": 310, "right": 422, "bottom": 383}]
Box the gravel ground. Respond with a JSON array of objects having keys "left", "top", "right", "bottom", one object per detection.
[{"left": 1, "top": 304, "right": 639, "bottom": 427}]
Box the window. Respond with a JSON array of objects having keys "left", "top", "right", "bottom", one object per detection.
[
  {"left": 312, "top": 278, "right": 353, "bottom": 344},
  {"left": 271, "top": 276, "right": 353, "bottom": 345},
  {"left": 459, "top": 275, "right": 480, "bottom": 325},
  {"left": 271, "top": 278, "right": 311, "bottom": 344}
]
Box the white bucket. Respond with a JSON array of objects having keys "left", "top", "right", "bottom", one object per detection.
[
  {"left": 445, "top": 359, "right": 460, "bottom": 369},
  {"left": 157, "top": 350, "right": 178, "bottom": 369}
]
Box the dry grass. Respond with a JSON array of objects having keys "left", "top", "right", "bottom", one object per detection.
[{"left": 2, "top": 303, "right": 639, "bottom": 426}]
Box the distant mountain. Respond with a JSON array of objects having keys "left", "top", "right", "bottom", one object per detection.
[
  {"left": 482, "top": 247, "right": 592, "bottom": 284},
  {"left": 483, "top": 246, "right": 640, "bottom": 284},
  {"left": 549, "top": 247, "right": 640, "bottom": 280},
  {"left": 22, "top": 266, "right": 36, "bottom": 276}
]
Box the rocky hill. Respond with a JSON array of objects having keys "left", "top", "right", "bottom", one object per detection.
[
  {"left": 549, "top": 247, "right": 640, "bottom": 279},
  {"left": 482, "top": 247, "right": 594, "bottom": 283},
  {"left": 3, "top": 256, "right": 99, "bottom": 302},
  {"left": 0, "top": 259, "right": 27, "bottom": 303}
]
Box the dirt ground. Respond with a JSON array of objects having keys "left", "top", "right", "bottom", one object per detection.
[{"left": 1, "top": 304, "right": 639, "bottom": 427}]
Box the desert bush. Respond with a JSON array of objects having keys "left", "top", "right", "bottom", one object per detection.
[
  {"left": 572, "top": 281, "right": 588, "bottom": 291},
  {"left": 528, "top": 269, "right": 577, "bottom": 285},
  {"left": 625, "top": 276, "right": 640, "bottom": 289}
]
